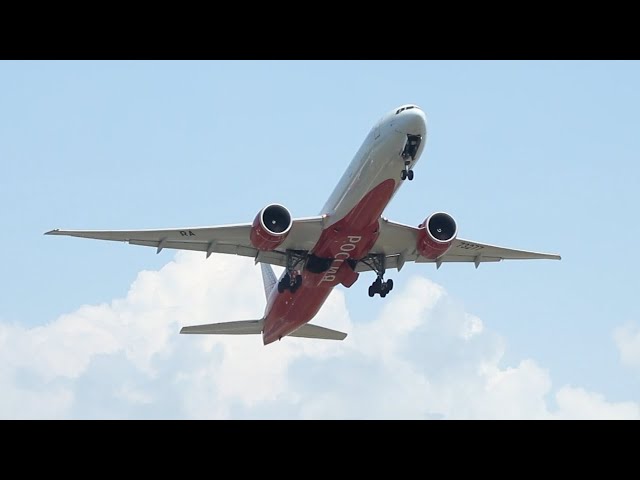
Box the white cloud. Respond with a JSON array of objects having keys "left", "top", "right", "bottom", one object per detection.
[
  {"left": 554, "top": 386, "right": 640, "bottom": 419},
  {"left": 0, "top": 252, "right": 638, "bottom": 419},
  {"left": 613, "top": 322, "right": 640, "bottom": 371}
]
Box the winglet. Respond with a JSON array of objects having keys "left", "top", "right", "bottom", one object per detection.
[{"left": 44, "top": 229, "right": 60, "bottom": 235}]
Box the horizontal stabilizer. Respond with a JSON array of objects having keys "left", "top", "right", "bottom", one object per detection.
[
  {"left": 180, "top": 319, "right": 263, "bottom": 335},
  {"left": 287, "top": 323, "right": 347, "bottom": 341}
]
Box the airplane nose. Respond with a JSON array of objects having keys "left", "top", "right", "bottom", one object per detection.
[{"left": 396, "top": 107, "right": 427, "bottom": 135}]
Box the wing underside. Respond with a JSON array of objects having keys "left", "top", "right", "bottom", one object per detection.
[
  {"left": 355, "top": 218, "right": 561, "bottom": 273},
  {"left": 45, "top": 216, "right": 326, "bottom": 268},
  {"left": 46, "top": 215, "right": 560, "bottom": 272}
]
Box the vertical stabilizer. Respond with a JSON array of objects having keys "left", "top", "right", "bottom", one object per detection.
[{"left": 260, "top": 263, "right": 278, "bottom": 300}]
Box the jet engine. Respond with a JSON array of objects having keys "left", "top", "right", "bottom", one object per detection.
[
  {"left": 416, "top": 212, "right": 457, "bottom": 259},
  {"left": 249, "top": 204, "right": 293, "bottom": 251}
]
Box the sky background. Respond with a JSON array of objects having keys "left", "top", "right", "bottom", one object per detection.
[{"left": 1, "top": 60, "right": 639, "bottom": 418}]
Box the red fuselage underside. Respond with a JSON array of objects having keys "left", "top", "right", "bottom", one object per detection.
[{"left": 262, "top": 179, "right": 396, "bottom": 344}]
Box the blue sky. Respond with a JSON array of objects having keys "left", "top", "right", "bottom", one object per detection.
[{"left": 1, "top": 60, "right": 639, "bottom": 418}]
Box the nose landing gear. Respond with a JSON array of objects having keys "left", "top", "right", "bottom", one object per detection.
[
  {"left": 400, "top": 164, "right": 414, "bottom": 181},
  {"left": 400, "top": 134, "right": 421, "bottom": 181}
]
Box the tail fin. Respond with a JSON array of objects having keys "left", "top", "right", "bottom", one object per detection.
[{"left": 260, "top": 263, "right": 278, "bottom": 300}]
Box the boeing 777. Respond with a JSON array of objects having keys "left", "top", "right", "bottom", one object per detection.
[{"left": 46, "top": 104, "right": 560, "bottom": 345}]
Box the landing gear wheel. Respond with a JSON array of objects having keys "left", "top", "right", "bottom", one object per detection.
[
  {"left": 361, "top": 253, "right": 395, "bottom": 298},
  {"left": 279, "top": 249, "right": 307, "bottom": 294},
  {"left": 407, "top": 170, "right": 414, "bottom": 181},
  {"left": 291, "top": 274, "right": 303, "bottom": 293},
  {"left": 278, "top": 272, "right": 291, "bottom": 294},
  {"left": 401, "top": 170, "right": 407, "bottom": 180},
  {"left": 368, "top": 277, "right": 394, "bottom": 298}
]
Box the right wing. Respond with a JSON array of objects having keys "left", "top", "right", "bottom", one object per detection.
[
  {"left": 356, "top": 218, "right": 561, "bottom": 272},
  {"left": 45, "top": 216, "right": 326, "bottom": 268}
]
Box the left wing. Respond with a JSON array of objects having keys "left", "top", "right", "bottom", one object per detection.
[
  {"left": 45, "top": 216, "right": 325, "bottom": 267},
  {"left": 356, "top": 218, "right": 561, "bottom": 272}
]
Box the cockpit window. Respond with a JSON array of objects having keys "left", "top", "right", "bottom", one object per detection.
[{"left": 396, "top": 106, "right": 417, "bottom": 115}]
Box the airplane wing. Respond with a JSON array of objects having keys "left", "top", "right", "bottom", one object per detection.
[
  {"left": 45, "top": 216, "right": 325, "bottom": 268},
  {"left": 356, "top": 218, "right": 561, "bottom": 273}
]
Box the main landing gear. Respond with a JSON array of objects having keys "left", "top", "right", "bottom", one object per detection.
[
  {"left": 369, "top": 277, "right": 393, "bottom": 298},
  {"left": 360, "top": 253, "right": 394, "bottom": 298},
  {"left": 400, "top": 134, "right": 421, "bottom": 181},
  {"left": 278, "top": 271, "right": 302, "bottom": 294},
  {"left": 277, "top": 249, "right": 306, "bottom": 294}
]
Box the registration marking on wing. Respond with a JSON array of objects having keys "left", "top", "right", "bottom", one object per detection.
[{"left": 457, "top": 241, "right": 483, "bottom": 251}]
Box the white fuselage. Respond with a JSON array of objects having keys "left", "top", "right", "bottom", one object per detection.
[
  {"left": 321, "top": 104, "right": 427, "bottom": 221},
  {"left": 262, "top": 104, "right": 427, "bottom": 344}
]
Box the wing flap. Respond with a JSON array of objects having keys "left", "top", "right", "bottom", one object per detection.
[{"left": 287, "top": 323, "right": 347, "bottom": 340}]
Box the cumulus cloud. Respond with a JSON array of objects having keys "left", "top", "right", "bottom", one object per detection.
[
  {"left": 0, "top": 252, "right": 638, "bottom": 419},
  {"left": 555, "top": 386, "right": 640, "bottom": 419},
  {"left": 613, "top": 322, "right": 640, "bottom": 371}
]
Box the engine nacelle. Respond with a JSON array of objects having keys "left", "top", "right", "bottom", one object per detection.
[
  {"left": 416, "top": 212, "right": 457, "bottom": 259},
  {"left": 250, "top": 204, "right": 293, "bottom": 251}
]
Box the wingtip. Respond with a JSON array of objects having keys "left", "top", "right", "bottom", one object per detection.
[{"left": 44, "top": 229, "right": 60, "bottom": 236}]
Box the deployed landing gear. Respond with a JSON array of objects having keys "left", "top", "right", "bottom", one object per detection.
[
  {"left": 400, "top": 134, "right": 421, "bottom": 181},
  {"left": 278, "top": 272, "right": 303, "bottom": 294},
  {"left": 400, "top": 163, "right": 414, "bottom": 181},
  {"left": 277, "top": 249, "right": 306, "bottom": 294},
  {"left": 368, "top": 278, "right": 393, "bottom": 298},
  {"left": 360, "top": 253, "right": 394, "bottom": 298}
]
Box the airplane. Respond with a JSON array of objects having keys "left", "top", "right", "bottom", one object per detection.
[{"left": 46, "top": 104, "right": 561, "bottom": 345}]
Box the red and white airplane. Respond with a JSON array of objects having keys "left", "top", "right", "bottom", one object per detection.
[{"left": 47, "top": 104, "right": 560, "bottom": 345}]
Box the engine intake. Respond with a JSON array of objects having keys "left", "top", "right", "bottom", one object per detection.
[
  {"left": 416, "top": 212, "right": 457, "bottom": 259},
  {"left": 250, "top": 204, "right": 293, "bottom": 251}
]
